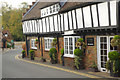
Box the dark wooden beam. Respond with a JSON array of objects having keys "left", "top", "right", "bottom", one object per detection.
[
  {"left": 90, "top": 5, "right": 94, "bottom": 27},
  {"left": 71, "top": 11, "right": 74, "bottom": 29},
  {"left": 53, "top": 16, "right": 55, "bottom": 31},
  {"left": 37, "top": 36, "right": 40, "bottom": 49},
  {"left": 63, "top": 14, "right": 65, "bottom": 31},
  {"left": 48, "top": 18, "right": 50, "bottom": 32},
  {"left": 57, "top": 15, "right": 61, "bottom": 31},
  {"left": 75, "top": 10, "right": 78, "bottom": 29},
  {"left": 41, "top": 37, "right": 43, "bottom": 57},
  {"left": 57, "top": 36, "right": 59, "bottom": 53},
  {"left": 45, "top": 18, "right": 47, "bottom": 32},
  {"left": 108, "top": 2, "right": 111, "bottom": 26},
  {"left": 67, "top": 12, "right": 70, "bottom": 30},
  {"left": 25, "top": 35, "right": 29, "bottom": 56},
  {"left": 81, "top": 8, "right": 85, "bottom": 28},
  {"left": 117, "top": 1, "right": 120, "bottom": 35},
  {"left": 96, "top": 4, "right": 100, "bottom": 27},
  {"left": 41, "top": 19, "right": 43, "bottom": 33}
]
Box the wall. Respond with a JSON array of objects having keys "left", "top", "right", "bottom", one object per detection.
[{"left": 26, "top": 36, "right": 98, "bottom": 70}]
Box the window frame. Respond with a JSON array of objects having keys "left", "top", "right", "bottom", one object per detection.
[
  {"left": 44, "top": 37, "right": 54, "bottom": 51},
  {"left": 64, "top": 36, "right": 80, "bottom": 58},
  {"left": 31, "top": 39, "right": 37, "bottom": 49}
]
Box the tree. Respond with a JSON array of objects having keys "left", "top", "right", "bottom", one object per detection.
[{"left": 2, "top": 2, "right": 28, "bottom": 41}]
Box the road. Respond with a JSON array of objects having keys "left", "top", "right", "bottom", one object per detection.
[{"left": 2, "top": 45, "right": 88, "bottom": 78}]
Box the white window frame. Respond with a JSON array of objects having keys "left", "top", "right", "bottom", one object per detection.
[
  {"left": 31, "top": 39, "right": 37, "bottom": 49},
  {"left": 64, "top": 36, "right": 80, "bottom": 58},
  {"left": 44, "top": 37, "right": 54, "bottom": 51}
]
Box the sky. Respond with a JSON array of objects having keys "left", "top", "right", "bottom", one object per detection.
[{"left": 0, "top": 0, "right": 36, "bottom": 8}]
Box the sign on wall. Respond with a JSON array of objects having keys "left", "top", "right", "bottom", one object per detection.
[{"left": 87, "top": 38, "right": 94, "bottom": 46}]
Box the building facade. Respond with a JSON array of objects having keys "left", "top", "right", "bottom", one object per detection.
[{"left": 22, "top": 0, "right": 120, "bottom": 72}]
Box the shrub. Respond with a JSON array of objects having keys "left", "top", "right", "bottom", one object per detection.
[
  {"left": 108, "top": 51, "right": 120, "bottom": 60},
  {"left": 77, "top": 38, "right": 83, "bottom": 42},
  {"left": 61, "top": 48, "right": 64, "bottom": 56},
  {"left": 49, "top": 48, "right": 57, "bottom": 54},
  {"left": 22, "top": 50, "right": 26, "bottom": 54},
  {"left": 7, "top": 42, "right": 11, "bottom": 48},
  {"left": 36, "top": 39, "right": 39, "bottom": 42},
  {"left": 51, "top": 38, "right": 57, "bottom": 47},
  {"left": 91, "top": 62, "right": 97, "bottom": 68},
  {"left": 49, "top": 48, "right": 57, "bottom": 60},
  {"left": 114, "top": 35, "right": 120, "bottom": 39},
  {"left": 29, "top": 50, "right": 35, "bottom": 57},
  {"left": 106, "top": 60, "right": 111, "bottom": 71},
  {"left": 74, "top": 49, "right": 83, "bottom": 57},
  {"left": 74, "top": 56, "right": 82, "bottom": 69}
]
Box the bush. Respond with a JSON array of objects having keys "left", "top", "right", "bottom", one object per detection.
[
  {"left": 61, "top": 48, "right": 64, "bottom": 56},
  {"left": 106, "top": 60, "right": 111, "bottom": 71},
  {"left": 36, "top": 39, "right": 39, "bottom": 42},
  {"left": 29, "top": 50, "right": 35, "bottom": 57},
  {"left": 22, "top": 50, "right": 26, "bottom": 54},
  {"left": 49, "top": 48, "right": 57, "bottom": 54},
  {"left": 108, "top": 51, "right": 120, "bottom": 60},
  {"left": 7, "top": 42, "right": 11, "bottom": 48},
  {"left": 114, "top": 35, "right": 120, "bottom": 39},
  {"left": 74, "top": 49, "right": 83, "bottom": 57},
  {"left": 77, "top": 38, "right": 83, "bottom": 42},
  {"left": 49, "top": 48, "right": 57, "bottom": 59}
]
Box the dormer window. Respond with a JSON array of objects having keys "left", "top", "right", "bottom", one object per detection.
[{"left": 41, "top": 3, "right": 60, "bottom": 17}]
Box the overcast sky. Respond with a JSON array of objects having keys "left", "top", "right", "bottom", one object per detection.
[{"left": 0, "top": 0, "right": 36, "bottom": 8}]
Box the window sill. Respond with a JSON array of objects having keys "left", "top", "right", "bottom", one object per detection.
[
  {"left": 31, "top": 47, "right": 37, "bottom": 50},
  {"left": 64, "top": 54, "right": 75, "bottom": 58}
]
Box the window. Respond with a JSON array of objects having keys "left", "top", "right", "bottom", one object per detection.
[
  {"left": 64, "top": 36, "right": 80, "bottom": 58},
  {"left": 31, "top": 39, "right": 37, "bottom": 49},
  {"left": 44, "top": 38, "right": 54, "bottom": 50}
]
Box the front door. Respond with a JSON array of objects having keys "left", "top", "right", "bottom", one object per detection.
[{"left": 98, "top": 36, "right": 117, "bottom": 72}]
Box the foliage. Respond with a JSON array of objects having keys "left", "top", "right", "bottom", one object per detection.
[
  {"left": 112, "top": 60, "right": 120, "bottom": 73},
  {"left": 61, "top": 48, "right": 64, "bottom": 56},
  {"left": 2, "top": 2, "right": 28, "bottom": 41},
  {"left": 106, "top": 60, "right": 111, "bottom": 71},
  {"left": 35, "top": 39, "right": 39, "bottom": 42},
  {"left": 74, "top": 49, "right": 83, "bottom": 57},
  {"left": 51, "top": 38, "right": 57, "bottom": 47},
  {"left": 49, "top": 48, "right": 57, "bottom": 61},
  {"left": 114, "top": 35, "right": 120, "bottom": 39},
  {"left": 29, "top": 50, "right": 35, "bottom": 57},
  {"left": 7, "top": 42, "right": 11, "bottom": 48},
  {"left": 91, "top": 61, "right": 97, "bottom": 68},
  {"left": 75, "top": 38, "right": 86, "bottom": 49},
  {"left": 22, "top": 50, "right": 26, "bottom": 54},
  {"left": 74, "top": 56, "right": 82, "bottom": 70},
  {"left": 77, "top": 38, "right": 83, "bottom": 42},
  {"left": 108, "top": 51, "right": 120, "bottom": 60}
]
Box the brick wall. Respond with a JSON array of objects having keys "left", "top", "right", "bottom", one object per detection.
[
  {"left": 84, "top": 35, "right": 97, "bottom": 70},
  {"left": 26, "top": 36, "right": 98, "bottom": 70}
]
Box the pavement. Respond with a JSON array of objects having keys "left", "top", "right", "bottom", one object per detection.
[{"left": 2, "top": 45, "right": 120, "bottom": 80}]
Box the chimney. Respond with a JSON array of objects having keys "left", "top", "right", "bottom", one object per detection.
[{"left": 32, "top": 2, "right": 36, "bottom": 5}]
